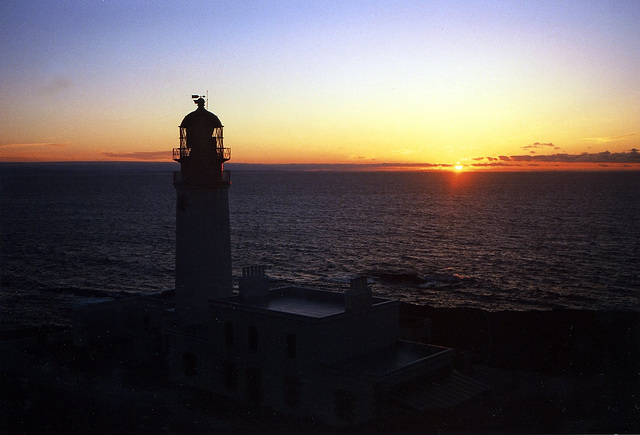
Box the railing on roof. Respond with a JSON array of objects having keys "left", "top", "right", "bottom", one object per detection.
[
  {"left": 218, "top": 147, "right": 231, "bottom": 160},
  {"left": 173, "top": 147, "right": 190, "bottom": 160},
  {"left": 172, "top": 147, "right": 230, "bottom": 162}
]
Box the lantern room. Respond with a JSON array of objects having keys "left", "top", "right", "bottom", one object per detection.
[{"left": 173, "top": 97, "right": 230, "bottom": 186}]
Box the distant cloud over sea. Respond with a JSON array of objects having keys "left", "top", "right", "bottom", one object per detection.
[
  {"left": 498, "top": 149, "right": 639, "bottom": 163},
  {"left": 101, "top": 151, "right": 172, "bottom": 161}
]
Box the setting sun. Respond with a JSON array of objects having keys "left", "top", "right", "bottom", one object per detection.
[{"left": 0, "top": 1, "right": 639, "bottom": 171}]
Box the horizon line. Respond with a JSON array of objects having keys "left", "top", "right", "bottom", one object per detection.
[{"left": 1, "top": 161, "right": 639, "bottom": 173}]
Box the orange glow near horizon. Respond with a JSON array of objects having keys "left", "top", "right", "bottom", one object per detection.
[
  {"left": 1, "top": 2, "right": 639, "bottom": 170},
  {"left": 1, "top": 146, "right": 639, "bottom": 172},
  {"left": 388, "top": 163, "right": 640, "bottom": 172}
]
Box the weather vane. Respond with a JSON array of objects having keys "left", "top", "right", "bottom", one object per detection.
[{"left": 191, "top": 91, "right": 209, "bottom": 109}]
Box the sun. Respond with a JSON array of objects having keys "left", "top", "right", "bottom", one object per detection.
[{"left": 454, "top": 164, "right": 464, "bottom": 171}]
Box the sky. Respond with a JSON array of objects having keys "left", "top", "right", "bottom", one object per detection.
[{"left": 1, "top": 0, "right": 639, "bottom": 170}]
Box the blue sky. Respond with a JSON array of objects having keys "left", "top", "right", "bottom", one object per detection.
[{"left": 1, "top": 0, "right": 639, "bottom": 168}]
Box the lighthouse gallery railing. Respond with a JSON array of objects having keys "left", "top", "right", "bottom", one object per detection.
[{"left": 172, "top": 146, "right": 230, "bottom": 161}]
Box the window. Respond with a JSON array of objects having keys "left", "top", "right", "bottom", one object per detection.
[
  {"left": 223, "top": 361, "right": 238, "bottom": 390},
  {"left": 245, "top": 367, "right": 262, "bottom": 405},
  {"left": 286, "top": 333, "right": 296, "bottom": 359},
  {"left": 334, "top": 389, "right": 356, "bottom": 422},
  {"left": 283, "top": 376, "right": 300, "bottom": 409},
  {"left": 182, "top": 352, "right": 197, "bottom": 378},
  {"left": 248, "top": 325, "right": 258, "bottom": 351},
  {"left": 224, "top": 321, "right": 234, "bottom": 347}
]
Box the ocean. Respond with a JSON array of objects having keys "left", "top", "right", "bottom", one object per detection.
[{"left": 1, "top": 163, "right": 639, "bottom": 332}]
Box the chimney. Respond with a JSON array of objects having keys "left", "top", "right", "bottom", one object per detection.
[
  {"left": 239, "top": 266, "right": 269, "bottom": 302},
  {"left": 345, "top": 276, "right": 372, "bottom": 312}
]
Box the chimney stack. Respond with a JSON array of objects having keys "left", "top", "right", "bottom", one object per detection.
[{"left": 345, "top": 276, "right": 372, "bottom": 312}]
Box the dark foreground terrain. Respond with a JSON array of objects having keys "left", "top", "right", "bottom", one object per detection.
[{"left": 2, "top": 307, "right": 639, "bottom": 434}]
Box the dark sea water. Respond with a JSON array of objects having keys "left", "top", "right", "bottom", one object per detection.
[{"left": 1, "top": 163, "right": 639, "bottom": 331}]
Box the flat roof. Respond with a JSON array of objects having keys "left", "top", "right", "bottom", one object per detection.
[
  {"left": 258, "top": 294, "right": 346, "bottom": 318},
  {"left": 220, "top": 286, "right": 394, "bottom": 319},
  {"left": 329, "top": 341, "right": 453, "bottom": 378}
]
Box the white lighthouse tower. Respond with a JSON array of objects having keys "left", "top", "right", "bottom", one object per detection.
[{"left": 173, "top": 96, "right": 232, "bottom": 324}]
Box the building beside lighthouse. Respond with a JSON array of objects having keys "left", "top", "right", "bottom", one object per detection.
[
  {"left": 74, "top": 96, "right": 487, "bottom": 428},
  {"left": 165, "top": 97, "right": 486, "bottom": 426}
]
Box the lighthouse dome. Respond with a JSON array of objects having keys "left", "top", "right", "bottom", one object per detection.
[{"left": 180, "top": 98, "right": 222, "bottom": 134}]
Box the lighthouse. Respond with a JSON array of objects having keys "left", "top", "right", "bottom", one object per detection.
[{"left": 173, "top": 96, "right": 232, "bottom": 324}]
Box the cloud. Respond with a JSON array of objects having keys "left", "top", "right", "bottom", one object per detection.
[
  {"left": 522, "top": 142, "right": 560, "bottom": 150},
  {"left": 391, "top": 149, "right": 415, "bottom": 156},
  {"left": 0, "top": 142, "right": 67, "bottom": 149},
  {"left": 508, "top": 149, "right": 640, "bottom": 163},
  {"left": 347, "top": 154, "right": 373, "bottom": 160},
  {"left": 40, "top": 76, "right": 72, "bottom": 100},
  {"left": 469, "top": 149, "right": 640, "bottom": 168},
  {"left": 0, "top": 142, "right": 71, "bottom": 162},
  {"left": 226, "top": 162, "right": 450, "bottom": 172},
  {"left": 101, "top": 151, "right": 171, "bottom": 161},
  {"left": 582, "top": 133, "right": 637, "bottom": 143},
  {"left": 469, "top": 162, "right": 516, "bottom": 168}
]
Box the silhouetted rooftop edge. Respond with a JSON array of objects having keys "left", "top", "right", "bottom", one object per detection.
[{"left": 180, "top": 102, "right": 222, "bottom": 129}]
